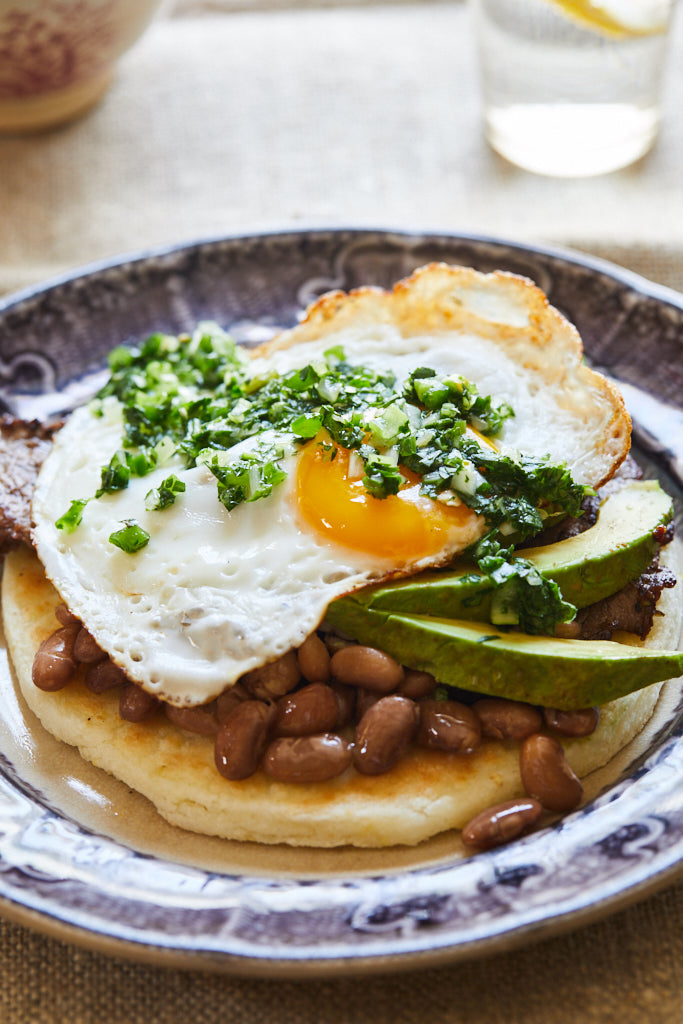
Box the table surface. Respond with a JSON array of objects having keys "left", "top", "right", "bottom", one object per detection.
[{"left": 1, "top": 3, "right": 683, "bottom": 1022}]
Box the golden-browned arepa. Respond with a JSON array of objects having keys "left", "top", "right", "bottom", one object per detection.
[{"left": 2, "top": 263, "right": 680, "bottom": 849}]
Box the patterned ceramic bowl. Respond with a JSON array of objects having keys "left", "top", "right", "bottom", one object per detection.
[
  {"left": 0, "top": 230, "right": 682, "bottom": 973},
  {"left": 0, "top": 0, "right": 166, "bottom": 132}
]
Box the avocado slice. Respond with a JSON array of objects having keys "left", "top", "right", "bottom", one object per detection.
[
  {"left": 324, "top": 603, "right": 683, "bottom": 709},
  {"left": 340, "top": 480, "right": 672, "bottom": 621},
  {"left": 521, "top": 479, "right": 672, "bottom": 605}
]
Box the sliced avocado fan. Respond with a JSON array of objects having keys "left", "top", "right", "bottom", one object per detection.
[
  {"left": 324, "top": 604, "right": 683, "bottom": 710},
  {"left": 326, "top": 480, "right": 680, "bottom": 708},
  {"left": 342, "top": 480, "right": 673, "bottom": 620}
]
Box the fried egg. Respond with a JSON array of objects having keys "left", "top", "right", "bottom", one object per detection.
[{"left": 31, "top": 264, "right": 630, "bottom": 707}]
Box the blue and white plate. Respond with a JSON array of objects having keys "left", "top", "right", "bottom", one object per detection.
[{"left": 0, "top": 229, "right": 681, "bottom": 975}]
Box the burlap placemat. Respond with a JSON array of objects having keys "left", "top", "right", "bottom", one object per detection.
[
  {"left": 2, "top": 879, "right": 683, "bottom": 1023},
  {"left": 1, "top": 5, "right": 682, "bottom": 1021},
  {"left": 0, "top": 5, "right": 682, "bottom": 295}
]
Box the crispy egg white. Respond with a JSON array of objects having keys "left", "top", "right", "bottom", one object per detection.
[
  {"left": 34, "top": 404, "right": 484, "bottom": 705},
  {"left": 251, "top": 327, "right": 612, "bottom": 485},
  {"left": 31, "top": 267, "right": 630, "bottom": 707}
]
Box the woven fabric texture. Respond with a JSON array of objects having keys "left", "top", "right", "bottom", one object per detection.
[
  {"left": 0, "top": 5, "right": 682, "bottom": 295},
  {"left": 0, "top": 4, "right": 682, "bottom": 1021},
  {"left": 2, "top": 879, "right": 683, "bottom": 1023}
]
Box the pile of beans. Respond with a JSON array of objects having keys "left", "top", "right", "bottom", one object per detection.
[{"left": 32, "top": 605, "right": 600, "bottom": 851}]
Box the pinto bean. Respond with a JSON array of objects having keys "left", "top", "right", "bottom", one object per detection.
[
  {"left": 543, "top": 706, "right": 600, "bottom": 737},
  {"left": 397, "top": 669, "right": 437, "bottom": 700},
  {"left": 355, "top": 687, "right": 382, "bottom": 720},
  {"left": 72, "top": 627, "right": 106, "bottom": 665},
  {"left": 473, "top": 698, "right": 543, "bottom": 741},
  {"left": 241, "top": 651, "right": 301, "bottom": 700},
  {"left": 119, "top": 684, "right": 159, "bottom": 722},
  {"left": 214, "top": 700, "right": 275, "bottom": 780},
  {"left": 520, "top": 734, "right": 583, "bottom": 812},
  {"left": 263, "top": 734, "right": 352, "bottom": 783},
  {"left": 165, "top": 703, "right": 219, "bottom": 736},
  {"left": 330, "top": 645, "right": 404, "bottom": 693},
  {"left": 328, "top": 681, "right": 355, "bottom": 729},
  {"left": 353, "top": 695, "right": 418, "bottom": 775},
  {"left": 324, "top": 634, "right": 354, "bottom": 655},
  {"left": 85, "top": 658, "right": 129, "bottom": 693},
  {"left": 417, "top": 700, "right": 481, "bottom": 753},
  {"left": 462, "top": 798, "right": 544, "bottom": 850},
  {"left": 274, "top": 683, "right": 339, "bottom": 737},
  {"left": 215, "top": 682, "right": 250, "bottom": 722},
  {"left": 296, "top": 633, "right": 331, "bottom": 683},
  {"left": 55, "top": 604, "right": 80, "bottom": 628},
  {"left": 32, "top": 626, "right": 79, "bottom": 691}
]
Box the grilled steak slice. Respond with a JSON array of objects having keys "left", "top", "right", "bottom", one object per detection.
[
  {"left": 524, "top": 455, "right": 644, "bottom": 546},
  {"left": 0, "top": 416, "right": 61, "bottom": 552},
  {"left": 576, "top": 558, "right": 677, "bottom": 641}
]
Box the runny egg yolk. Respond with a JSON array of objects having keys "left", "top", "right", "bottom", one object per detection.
[{"left": 295, "top": 441, "right": 475, "bottom": 561}]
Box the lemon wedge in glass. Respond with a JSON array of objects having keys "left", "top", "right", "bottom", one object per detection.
[{"left": 549, "top": 0, "right": 671, "bottom": 37}]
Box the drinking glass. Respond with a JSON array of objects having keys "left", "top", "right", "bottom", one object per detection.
[{"left": 470, "top": 0, "right": 678, "bottom": 176}]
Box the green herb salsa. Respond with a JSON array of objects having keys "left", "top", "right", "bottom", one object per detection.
[{"left": 55, "top": 322, "right": 591, "bottom": 633}]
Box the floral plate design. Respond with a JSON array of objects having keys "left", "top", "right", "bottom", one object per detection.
[{"left": 0, "top": 228, "right": 682, "bottom": 976}]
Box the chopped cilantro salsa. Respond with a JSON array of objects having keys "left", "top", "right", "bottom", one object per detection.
[{"left": 55, "top": 322, "right": 591, "bottom": 634}]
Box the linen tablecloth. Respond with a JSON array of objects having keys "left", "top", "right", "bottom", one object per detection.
[{"left": 1, "top": 3, "right": 683, "bottom": 1021}]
